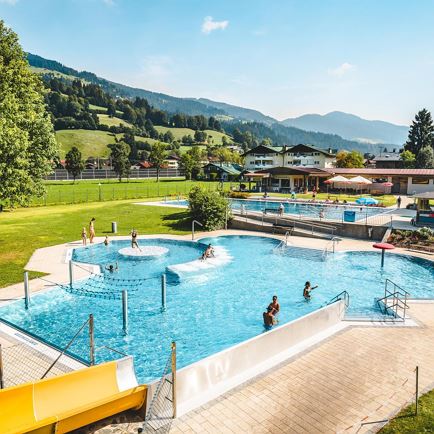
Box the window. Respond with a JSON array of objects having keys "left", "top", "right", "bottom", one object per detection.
[
  {"left": 412, "top": 177, "right": 429, "bottom": 185},
  {"left": 314, "top": 161, "right": 320, "bottom": 165}
]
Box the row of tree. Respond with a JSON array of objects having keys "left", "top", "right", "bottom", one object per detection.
[{"left": 44, "top": 77, "right": 224, "bottom": 135}]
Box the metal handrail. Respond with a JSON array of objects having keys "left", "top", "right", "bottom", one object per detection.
[
  {"left": 327, "top": 290, "right": 350, "bottom": 309},
  {"left": 385, "top": 278, "right": 410, "bottom": 296},
  {"left": 322, "top": 236, "right": 341, "bottom": 258},
  {"left": 40, "top": 314, "right": 94, "bottom": 379}
]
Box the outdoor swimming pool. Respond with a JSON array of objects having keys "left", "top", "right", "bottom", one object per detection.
[
  {"left": 164, "top": 198, "right": 389, "bottom": 221},
  {"left": 0, "top": 236, "right": 432, "bottom": 383}
]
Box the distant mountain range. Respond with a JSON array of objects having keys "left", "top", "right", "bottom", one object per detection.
[
  {"left": 282, "top": 111, "right": 408, "bottom": 146},
  {"left": 27, "top": 53, "right": 407, "bottom": 152}
]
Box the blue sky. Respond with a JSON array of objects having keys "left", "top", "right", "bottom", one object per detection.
[{"left": 1, "top": 0, "right": 434, "bottom": 125}]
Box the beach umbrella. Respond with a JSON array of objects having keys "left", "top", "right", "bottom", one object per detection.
[
  {"left": 327, "top": 175, "right": 350, "bottom": 183},
  {"left": 349, "top": 176, "right": 372, "bottom": 185},
  {"left": 349, "top": 176, "right": 372, "bottom": 194}
]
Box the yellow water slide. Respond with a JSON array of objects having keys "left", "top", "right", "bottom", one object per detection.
[{"left": 0, "top": 356, "right": 147, "bottom": 434}]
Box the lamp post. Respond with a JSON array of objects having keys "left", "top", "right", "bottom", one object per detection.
[{"left": 98, "top": 183, "right": 102, "bottom": 201}]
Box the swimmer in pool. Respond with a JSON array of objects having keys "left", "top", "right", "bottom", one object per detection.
[
  {"left": 201, "top": 244, "right": 215, "bottom": 260},
  {"left": 268, "top": 295, "right": 280, "bottom": 316},
  {"left": 263, "top": 306, "right": 275, "bottom": 328},
  {"left": 303, "top": 281, "right": 318, "bottom": 300},
  {"left": 105, "top": 262, "right": 118, "bottom": 273}
]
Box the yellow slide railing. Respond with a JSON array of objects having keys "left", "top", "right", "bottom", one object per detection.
[{"left": 0, "top": 357, "right": 147, "bottom": 434}]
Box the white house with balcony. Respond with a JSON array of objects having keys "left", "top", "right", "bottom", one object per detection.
[{"left": 243, "top": 143, "right": 336, "bottom": 171}]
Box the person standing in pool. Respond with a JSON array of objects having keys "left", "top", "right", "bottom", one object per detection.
[
  {"left": 268, "top": 295, "right": 280, "bottom": 316},
  {"left": 263, "top": 306, "right": 275, "bottom": 329},
  {"left": 89, "top": 217, "right": 96, "bottom": 244},
  {"left": 303, "top": 281, "right": 318, "bottom": 300},
  {"left": 278, "top": 203, "right": 284, "bottom": 216},
  {"left": 81, "top": 227, "right": 87, "bottom": 246}
]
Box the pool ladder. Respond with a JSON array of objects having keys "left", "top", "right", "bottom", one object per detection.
[
  {"left": 273, "top": 231, "right": 292, "bottom": 252},
  {"left": 376, "top": 279, "right": 410, "bottom": 321},
  {"left": 322, "top": 237, "right": 341, "bottom": 260}
]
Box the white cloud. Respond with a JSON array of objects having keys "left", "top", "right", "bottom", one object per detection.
[
  {"left": 102, "top": 0, "right": 114, "bottom": 6},
  {"left": 0, "top": 0, "right": 19, "bottom": 5},
  {"left": 134, "top": 55, "right": 174, "bottom": 93},
  {"left": 201, "top": 16, "right": 229, "bottom": 34},
  {"left": 328, "top": 62, "right": 356, "bottom": 77}
]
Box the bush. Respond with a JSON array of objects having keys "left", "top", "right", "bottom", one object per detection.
[
  {"left": 228, "top": 191, "right": 250, "bottom": 199},
  {"left": 188, "top": 186, "right": 230, "bottom": 231}
]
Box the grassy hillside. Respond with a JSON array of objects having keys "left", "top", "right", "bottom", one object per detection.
[
  {"left": 98, "top": 114, "right": 132, "bottom": 128},
  {"left": 56, "top": 130, "right": 116, "bottom": 159},
  {"left": 154, "top": 126, "right": 232, "bottom": 145}
]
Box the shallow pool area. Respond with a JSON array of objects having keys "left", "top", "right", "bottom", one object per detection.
[{"left": 0, "top": 235, "right": 432, "bottom": 383}]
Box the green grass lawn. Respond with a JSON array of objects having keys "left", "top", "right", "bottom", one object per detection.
[
  {"left": 379, "top": 389, "right": 434, "bottom": 433},
  {"left": 97, "top": 114, "right": 132, "bottom": 128},
  {"left": 0, "top": 200, "right": 191, "bottom": 289},
  {"left": 55, "top": 129, "right": 116, "bottom": 159},
  {"left": 154, "top": 126, "right": 232, "bottom": 145},
  {"left": 31, "top": 179, "right": 230, "bottom": 206}
]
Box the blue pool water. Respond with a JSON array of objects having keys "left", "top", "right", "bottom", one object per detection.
[
  {"left": 0, "top": 236, "right": 432, "bottom": 383},
  {"left": 167, "top": 198, "right": 388, "bottom": 221}
]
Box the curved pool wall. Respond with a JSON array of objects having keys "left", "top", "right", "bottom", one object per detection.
[
  {"left": 0, "top": 236, "right": 433, "bottom": 384},
  {"left": 162, "top": 198, "right": 390, "bottom": 222}
]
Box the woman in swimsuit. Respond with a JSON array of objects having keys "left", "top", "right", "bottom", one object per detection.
[
  {"left": 81, "top": 227, "right": 87, "bottom": 246},
  {"left": 89, "top": 218, "right": 96, "bottom": 244}
]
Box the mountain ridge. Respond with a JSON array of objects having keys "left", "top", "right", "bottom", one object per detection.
[
  {"left": 27, "top": 53, "right": 402, "bottom": 153},
  {"left": 282, "top": 111, "right": 408, "bottom": 145}
]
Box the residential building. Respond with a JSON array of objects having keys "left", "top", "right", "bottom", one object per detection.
[
  {"left": 373, "top": 150, "right": 403, "bottom": 169},
  {"left": 164, "top": 155, "right": 180, "bottom": 169},
  {"left": 242, "top": 144, "right": 336, "bottom": 171}
]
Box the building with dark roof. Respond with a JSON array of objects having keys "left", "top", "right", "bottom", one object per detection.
[
  {"left": 243, "top": 143, "right": 336, "bottom": 171},
  {"left": 203, "top": 162, "right": 243, "bottom": 181}
]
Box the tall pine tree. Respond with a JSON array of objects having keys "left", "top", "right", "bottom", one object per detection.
[
  {"left": 404, "top": 109, "right": 434, "bottom": 157},
  {"left": 0, "top": 21, "right": 58, "bottom": 206}
]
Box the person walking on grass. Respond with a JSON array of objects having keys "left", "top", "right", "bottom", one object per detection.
[
  {"left": 81, "top": 227, "right": 87, "bottom": 246},
  {"left": 89, "top": 217, "right": 96, "bottom": 243}
]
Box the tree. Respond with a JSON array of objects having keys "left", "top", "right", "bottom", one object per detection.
[
  {"left": 0, "top": 21, "right": 58, "bottom": 206},
  {"left": 194, "top": 130, "right": 207, "bottom": 143},
  {"left": 335, "top": 150, "right": 364, "bottom": 168},
  {"left": 149, "top": 142, "right": 167, "bottom": 182},
  {"left": 400, "top": 150, "right": 416, "bottom": 168},
  {"left": 188, "top": 186, "right": 230, "bottom": 231},
  {"left": 180, "top": 153, "right": 195, "bottom": 180},
  {"left": 65, "top": 147, "right": 84, "bottom": 182},
  {"left": 109, "top": 141, "right": 130, "bottom": 181},
  {"left": 416, "top": 146, "right": 434, "bottom": 169},
  {"left": 163, "top": 130, "right": 174, "bottom": 144},
  {"left": 404, "top": 109, "right": 434, "bottom": 156}
]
